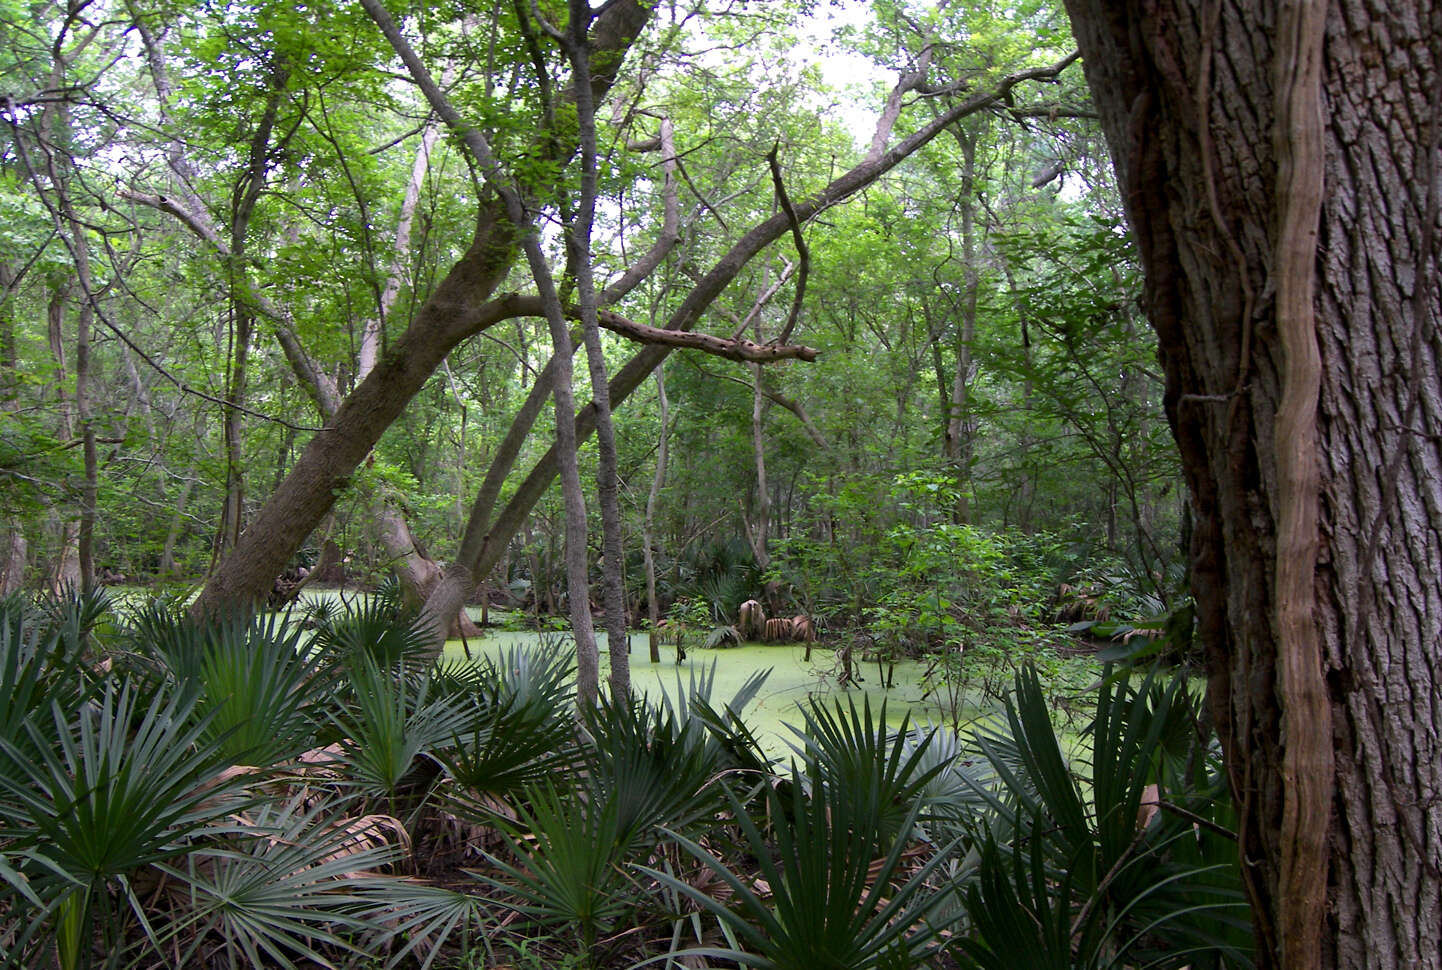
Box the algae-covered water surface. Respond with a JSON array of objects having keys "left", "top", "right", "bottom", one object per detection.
[{"left": 441, "top": 624, "right": 999, "bottom": 756}]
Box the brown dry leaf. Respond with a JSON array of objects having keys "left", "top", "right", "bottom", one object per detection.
[
  {"left": 321, "top": 812, "right": 411, "bottom": 875},
  {"left": 292, "top": 743, "right": 346, "bottom": 776},
  {"left": 188, "top": 763, "right": 263, "bottom": 813}
]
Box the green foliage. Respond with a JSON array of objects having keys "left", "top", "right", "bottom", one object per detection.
[
  {"left": 675, "top": 536, "right": 760, "bottom": 624},
  {"left": 311, "top": 590, "right": 432, "bottom": 670},
  {"left": 0, "top": 587, "right": 1250, "bottom": 969},
  {"left": 0, "top": 680, "right": 245, "bottom": 967},
  {"left": 331, "top": 654, "right": 475, "bottom": 804},
  {"left": 645, "top": 780, "right": 955, "bottom": 970},
  {"left": 791, "top": 696, "right": 946, "bottom": 844},
  {"left": 580, "top": 694, "right": 727, "bottom": 850},
  {"left": 955, "top": 666, "right": 1253, "bottom": 969},
  {"left": 771, "top": 471, "right": 1076, "bottom": 694},
  {"left": 478, "top": 778, "right": 632, "bottom": 960},
  {"left": 436, "top": 640, "right": 576, "bottom": 801},
  {"left": 150, "top": 795, "right": 401, "bottom": 970},
  {"left": 124, "top": 607, "right": 333, "bottom": 765},
  {"left": 0, "top": 0, "right": 1249, "bottom": 963},
  {"left": 0, "top": 593, "right": 94, "bottom": 791}
]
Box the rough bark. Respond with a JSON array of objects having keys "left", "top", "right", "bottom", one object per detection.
[{"left": 1061, "top": 2, "right": 1442, "bottom": 966}]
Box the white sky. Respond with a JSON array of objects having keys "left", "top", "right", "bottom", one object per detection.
[{"left": 797, "top": 4, "right": 891, "bottom": 145}]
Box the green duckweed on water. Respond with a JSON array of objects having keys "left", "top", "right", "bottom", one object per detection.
[{"left": 440, "top": 625, "right": 1002, "bottom": 757}]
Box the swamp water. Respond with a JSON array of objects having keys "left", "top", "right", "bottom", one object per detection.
[{"left": 441, "top": 622, "right": 999, "bottom": 757}]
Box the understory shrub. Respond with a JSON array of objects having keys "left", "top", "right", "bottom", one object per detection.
[{"left": 0, "top": 591, "right": 1251, "bottom": 969}]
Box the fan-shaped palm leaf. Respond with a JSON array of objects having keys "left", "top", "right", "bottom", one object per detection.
[
  {"left": 644, "top": 781, "right": 954, "bottom": 970},
  {"left": 0, "top": 680, "right": 249, "bottom": 965},
  {"left": 149, "top": 794, "right": 402, "bottom": 970},
  {"left": 790, "top": 696, "right": 947, "bottom": 843},
  {"left": 331, "top": 655, "right": 476, "bottom": 803}
]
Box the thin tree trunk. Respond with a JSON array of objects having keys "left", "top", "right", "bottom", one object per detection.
[
  {"left": 70, "top": 258, "right": 95, "bottom": 595},
  {"left": 362, "top": 118, "right": 441, "bottom": 377},
  {"left": 196, "top": 0, "right": 652, "bottom": 617},
  {"left": 39, "top": 54, "right": 98, "bottom": 593},
  {"left": 944, "top": 122, "right": 980, "bottom": 524},
  {"left": 562, "top": 2, "right": 629, "bottom": 699},
  {"left": 357, "top": 116, "right": 481, "bottom": 639},
  {"left": 1002, "top": 264, "right": 1037, "bottom": 532},
  {"left": 198, "top": 38, "right": 1078, "bottom": 617},
  {"left": 216, "top": 304, "right": 251, "bottom": 558},
  {"left": 643, "top": 367, "right": 670, "bottom": 663},
  {"left": 214, "top": 56, "right": 290, "bottom": 564},
  {"left": 363, "top": 0, "right": 609, "bottom": 705},
  {"left": 747, "top": 359, "right": 771, "bottom": 571},
  {"left": 0, "top": 529, "right": 25, "bottom": 595},
  {"left": 158, "top": 476, "right": 194, "bottom": 580},
  {"left": 44, "top": 282, "right": 79, "bottom": 592},
  {"left": 0, "top": 265, "right": 26, "bottom": 592}
]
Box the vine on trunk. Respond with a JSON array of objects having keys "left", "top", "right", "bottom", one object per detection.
[{"left": 1270, "top": 2, "right": 1332, "bottom": 966}]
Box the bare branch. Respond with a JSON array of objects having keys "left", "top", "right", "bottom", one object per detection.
[
  {"left": 598, "top": 306, "right": 817, "bottom": 362},
  {"left": 600, "top": 115, "right": 680, "bottom": 303},
  {"left": 730, "top": 261, "right": 795, "bottom": 340},
  {"left": 766, "top": 142, "right": 809, "bottom": 346}
]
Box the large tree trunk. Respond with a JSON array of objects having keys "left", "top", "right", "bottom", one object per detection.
[{"left": 1062, "top": 2, "right": 1442, "bottom": 967}]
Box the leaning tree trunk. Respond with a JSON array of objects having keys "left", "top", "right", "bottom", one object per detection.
[
  {"left": 193, "top": 0, "right": 652, "bottom": 618},
  {"left": 1061, "top": 2, "right": 1441, "bottom": 967},
  {"left": 375, "top": 506, "right": 481, "bottom": 638}
]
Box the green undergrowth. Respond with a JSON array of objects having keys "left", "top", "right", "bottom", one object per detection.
[{"left": 0, "top": 588, "right": 1248, "bottom": 969}]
